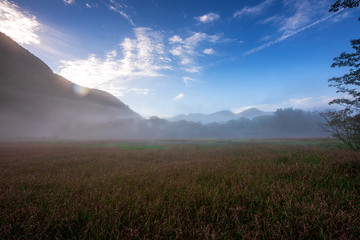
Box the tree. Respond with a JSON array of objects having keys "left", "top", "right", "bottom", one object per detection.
[
  {"left": 322, "top": 1, "right": 360, "bottom": 149},
  {"left": 328, "top": 39, "right": 360, "bottom": 112},
  {"left": 322, "top": 110, "right": 360, "bottom": 149},
  {"left": 329, "top": 0, "right": 360, "bottom": 12}
]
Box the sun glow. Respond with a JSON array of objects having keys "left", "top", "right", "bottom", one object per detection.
[
  {"left": 72, "top": 84, "right": 90, "bottom": 97},
  {"left": 0, "top": 0, "right": 40, "bottom": 45}
]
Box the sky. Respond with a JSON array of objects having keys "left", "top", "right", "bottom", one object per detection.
[{"left": 0, "top": 0, "right": 359, "bottom": 117}]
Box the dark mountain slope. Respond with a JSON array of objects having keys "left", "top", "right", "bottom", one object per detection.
[{"left": 0, "top": 32, "right": 140, "bottom": 139}]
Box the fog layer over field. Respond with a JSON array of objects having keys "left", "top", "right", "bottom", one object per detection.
[
  {"left": 0, "top": 32, "right": 326, "bottom": 140},
  {"left": 2, "top": 106, "right": 326, "bottom": 140}
]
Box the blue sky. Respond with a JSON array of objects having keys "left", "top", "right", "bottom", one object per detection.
[{"left": 0, "top": 0, "right": 359, "bottom": 117}]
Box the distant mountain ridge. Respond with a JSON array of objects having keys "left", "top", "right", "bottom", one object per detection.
[
  {"left": 0, "top": 31, "right": 324, "bottom": 140},
  {"left": 0, "top": 32, "right": 140, "bottom": 139},
  {"left": 167, "top": 108, "right": 273, "bottom": 124}
]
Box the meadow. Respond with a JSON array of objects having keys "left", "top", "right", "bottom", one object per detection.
[{"left": 0, "top": 139, "right": 359, "bottom": 239}]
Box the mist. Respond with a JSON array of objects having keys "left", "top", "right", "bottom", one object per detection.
[
  {"left": 62, "top": 108, "right": 326, "bottom": 140},
  {"left": 1, "top": 106, "right": 327, "bottom": 141},
  {"left": 0, "top": 31, "right": 328, "bottom": 141}
]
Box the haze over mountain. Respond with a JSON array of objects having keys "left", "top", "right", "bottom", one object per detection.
[
  {"left": 167, "top": 108, "right": 273, "bottom": 124},
  {"left": 0, "top": 30, "right": 326, "bottom": 140},
  {"left": 0, "top": 32, "right": 140, "bottom": 139}
]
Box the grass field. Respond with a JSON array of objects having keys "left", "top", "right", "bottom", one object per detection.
[{"left": 0, "top": 139, "right": 359, "bottom": 239}]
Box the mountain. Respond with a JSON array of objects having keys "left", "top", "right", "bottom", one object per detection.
[
  {"left": 236, "top": 108, "right": 272, "bottom": 119},
  {"left": 0, "top": 32, "right": 140, "bottom": 139},
  {"left": 168, "top": 110, "right": 234, "bottom": 124},
  {"left": 167, "top": 108, "right": 273, "bottom": 124}
]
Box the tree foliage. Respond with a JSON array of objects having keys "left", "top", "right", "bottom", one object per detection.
[
  {"left": 322, "top": 110, "right": 360, "bottom": 149},
  {"left": 322, "top": 1, "right": 360, "bottom": 149},
  {"left": 329, "top": 0, "right": 360, "bottom": 12},
  {"left": 329, "top": 39, "right": 360, "bottom": 111}
]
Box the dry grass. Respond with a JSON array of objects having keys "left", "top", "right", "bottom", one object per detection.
[{"left": 0, "top": 139, "right": 359, "bottom": 239}]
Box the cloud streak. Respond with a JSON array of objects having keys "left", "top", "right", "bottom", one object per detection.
[
  {"left": 108, "top": 0, "right": 135, "bottom": 26},
  {"left": 244, "top": 2, "right": 339, "bottom": 56},
  {"left": 58, "top": 27, "right": 224, "bottom": 94},
  {"left": 63, "top": 0, "right": 75, "bottom": 5},
  {"left": 195, "top": 12, "right": 220, "bottom": 23},
  {"left": 203, "top": 48, "right": 215, "bottom": 55},
  {"left": 172, "top": 93, "right": 184, "bottom": 101},
  {"left": 58, "top": 28, "right": 171, "bottom": 96},
  {"left": 183, "top": 76, "right": 201, "bottom": 86},
  {"left": 233, "top": 96, "right": 337, "bottom": 113},
  {"left": 64, "top": 0, "right": 135, "bottom": 26},
  {"left": 128, "top": 88, "right": 154, "bottom": 95},
  {"left": 0, "top": 0, "right": 40, "bottom": 45},
  {"left": 234, "top": 0, "right": 275, "bottom": 18},
  {"left": 168, "top": 32, "right": 221, "bottom": 73}
]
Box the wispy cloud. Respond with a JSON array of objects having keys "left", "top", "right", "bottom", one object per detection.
[
  {"left": 128, "top": 88, "right": 154, "bottom": 95},
  {"left": 183, "top": 76, "right": 201, "bottom": 86},
  {"left": 109, "top": 0, "right": 135, "bottom": 26},
  {"left": 0, "top": 0, "right": 40, "bottom": 45},
  {"left": 58, "top": 28, "right": 171, "bottom": 96},
  {"left": 262, "top": 0, "right": 318, "bottom": 30},
  {"left": 232, "top": 104, "right": 279, "bottom": 113},
  {"left": 63, "top": 0, "right": 75, "bottom": 5},
  {"left": 0, "top": 0, "right": 86, "bottom": 66},
  {"left": 260, "top": 15, "right": 282, "bottom": 25},
  {"left": 109, "top": 7, "right": 135, "bottom": 26},
  {"left": 234, "top": 0, "right": 275, "bottom": 18},
  {"left": 287, "top": 96, "right": 336, "bottom": 110},
  {"left": 195, "top": 12, "right": 220, "bottom": 23},
  {"left": 62, "top": 0, "right": 134, "bottom": 25},
  {"left": 244, "top": 12, "right": 336, "bottom": 56},
  {"left": 168, "top": 32, "right": 221, "bottom": 73},
  {"left": 233, "top": 96, "right": 337, "bottom": 113},
  {"left": 331, "top": 10, "right": 351, "bottom": 22},
  {"left": 172, "top": 93, "right": 184, "bottom": 101},
  {"left": 203, "top": 48, "right": 215, "bottom": 55},
  {"left": 169, "top": 35, "right": 182, "bottom": 44},
  {"left": 244, "top": 0, "right": 339, "bottom": 56},
  {"left": 278, "top": 1, "right": 313, "bottom": 32},
  {"left": 58, "top": 27, "right": 223, "bottom": 94},
  {"left": 183, "top": 66, "right": 201, "bottom": 73},
  {"left": 186, "top": 32, "right": 209, "bottom": 45}
]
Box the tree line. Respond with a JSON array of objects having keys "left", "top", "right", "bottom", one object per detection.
[
  {"left": 134, "top": 108, "right": 325, "bottom": 139},
  {"left": 322, "top": 0, "right": 360, "bottom": 149}
]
